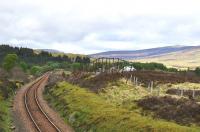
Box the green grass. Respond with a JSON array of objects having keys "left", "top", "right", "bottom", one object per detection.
[
  {"left": 99, "top": 79, "right": 149, "bottom": 110},
  {"left": 0, "top": 98, "right": 12, "bottom": 132},
  {"left": 45, "top": 82, "right": 200, "bottom": 132}
]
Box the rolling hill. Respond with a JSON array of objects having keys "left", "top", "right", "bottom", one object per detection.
[
  {"left": 136, "top": 47, "right": 200, "bottom": 69},
  {"left": 40, "top": 49, "right": 64, "bottom": 53},
  {"left": 35, "top": 49, "right": 86, "bottom": 58},
  {"left": 90, "top": 45, "right": 198, "bottom": 59},
  {"left": 90, "top": 45, "right": 200, "bottom": 69}
]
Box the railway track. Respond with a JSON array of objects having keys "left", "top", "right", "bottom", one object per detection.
[{"left": 24, "top": 74, "right": 61, "bottom": 132}]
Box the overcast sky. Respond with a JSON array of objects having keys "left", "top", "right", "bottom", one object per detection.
[{"left": 1, "top": 0, "right": 200, "bottom": 54}]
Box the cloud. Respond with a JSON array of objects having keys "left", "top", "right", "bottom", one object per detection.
[{"left": 0, "top": 0, "right": 200, "bottom": 54}]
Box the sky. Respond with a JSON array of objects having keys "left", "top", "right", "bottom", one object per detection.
[{"left": 1, "top": 0, "right": 200, "bottom": 54}]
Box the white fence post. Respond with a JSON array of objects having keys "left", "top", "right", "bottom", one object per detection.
[
  {"left": 130, "top": 74, "right": 133, "bottom": 81},
  {"left": 150, "top": 81, "right": 153, "bottom": 94},
  {"left": 181, "top": 89, "right": 183, "bottom": 97},
  {"left": 193, "top": 89, "right": 195, "bottom": 98},
  {"left": 148, "top": 82, "right": 150, "bottom": 91},
  {"left": 136, "top": 77, "right": 138, "bottom": 86}
]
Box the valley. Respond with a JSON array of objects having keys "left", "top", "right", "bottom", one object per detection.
[
  {"left": 1, "top": 45, "right": 200, "bottom": 132},
  {"left": 1, "top": 1, "right": 200, "bottom": 131}
]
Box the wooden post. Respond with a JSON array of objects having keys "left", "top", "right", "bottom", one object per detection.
[
  {"left": 101, "top": 58, "right": 103, "bottom": 73},
  {"left": 92, "top": 61, "right": 94, "bottom": 71},
  {"left": 98, "top": 58, "right": 99, "bottom": 72},
  {"left": 177, "top": 88, "right": 179, "bottom": 95},
  {"left": 193, "top": 89, "right": 195, "bottom": 98},
  {"left": 94, "top": 59, "right": 96, "bottom": 73},
  {"left": 150, "top": 81, "right": 153, "bottom": 93},
  {"left": 181, "top": 89, "right": 183, "bottom": 97},
  {"left": 96, "top": 59, "right": 99, "bottom": 73},
  {"left": 117, "top": 58, "right": 120, "bottom": 72},
  {"left": 130, "top": 74, "right": 133, "bottom": 81},
  {"left": 108, "top": 58, "right": 110, "bottom": 72},
  {"left": 148, "top": 82, "right": 150, "bottom": 91},
  {"left": 136, "top": 77, "right": 138, "bottom": 86},
  {"left": 112, "top": 58, "right": 114, "bottom": 73},
  {"left": 105, "top": 58, "right": 108, "bottom": 72}
]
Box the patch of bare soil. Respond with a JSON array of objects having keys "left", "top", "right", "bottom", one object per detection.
[{"left": 137, "top": 96, "right": 200, "bottom": 126}]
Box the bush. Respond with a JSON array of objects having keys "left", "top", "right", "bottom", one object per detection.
[
  {"left": 20, "top": 61, "right": 28, "bottom": 72},
  {"left": 30, "top": 66, "right": 42, "bottom": 75},
  {"left": 2, "top": 54, "right": 18, "bottom": 71},
  {"left": 168, "top": 68, "right": 178, "bottom": 72},
  {"left": 71, "top": 63, "right": 82, "bottom": 71},
  {"left": 60, "top": 62, "right": 71, "bottom": 69}
]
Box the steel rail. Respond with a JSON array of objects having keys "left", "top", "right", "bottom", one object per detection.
[{"left": 24, "top": 74, "right": 61, "bottom": 132}]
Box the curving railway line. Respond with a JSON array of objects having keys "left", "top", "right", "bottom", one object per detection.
[{"left": 24, "top": 74, "right": 61, "bottom": 132}]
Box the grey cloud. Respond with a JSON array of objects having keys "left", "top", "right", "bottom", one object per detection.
[{"left": 0, "top": 0, "right": 200, "bottom": 53}]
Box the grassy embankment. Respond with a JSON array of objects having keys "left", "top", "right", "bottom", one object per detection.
[
  {"left": 0, "top": 96, "right": 12, "bottom": 132},
  {"left": 45, "top": 81, "right": 200, "bottom": 132},
  {"left": 0, "top": 75, "right": 22, "bottom": 132}
]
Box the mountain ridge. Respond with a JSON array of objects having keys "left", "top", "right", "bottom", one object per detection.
[{"left": 90, "top": 45, "right": 200, "bottom": 60}]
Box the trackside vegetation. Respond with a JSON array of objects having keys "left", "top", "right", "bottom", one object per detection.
[
  {"left": 45, "top": 82, "right": 200, "bottom": 132},
  {"left": 0, "top": 99, "right": 12, "bottom": 132},
  {"left": 0, "top": 72, "right": 18, "bottom": 131}
]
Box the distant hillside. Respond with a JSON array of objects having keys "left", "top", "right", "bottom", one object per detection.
[
  {"left": 136, "top": 47, "right": 200, "bottom": 69},
  {"left": 35, "top": 49, "right": 87, "bottom": 58},
  {"left": 35, "top": 49, "right": 64, "bottom": 54},
  {"left": 41, "top": 49, "right": 64, "bottom": 53},
  {"left": 90, "top": 46, "right": 198, "bottom": 59}
]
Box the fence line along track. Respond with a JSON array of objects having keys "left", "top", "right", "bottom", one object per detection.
[{"left": 24, "top": 74, "right": 61, "bottom": 132}]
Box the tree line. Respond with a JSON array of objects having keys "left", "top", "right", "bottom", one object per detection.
[
  {"left": 0, "top": 45, "right": 90, "bottom": 65},
  {"left": 0, "top": 45, "right": 91, "bottom": 75}
]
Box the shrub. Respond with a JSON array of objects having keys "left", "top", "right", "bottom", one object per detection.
[
  {"left": 30, "top": 66, "right": 42, "bottom": 75},
  {"left": 20, "top": 61, "right": 28, "bottom": 72},
  {"left": 71, "top": 63, "right": 82, "bottom": 71},
  {"left": 2, "top": 54, "right": 18, "bottom": 72}
]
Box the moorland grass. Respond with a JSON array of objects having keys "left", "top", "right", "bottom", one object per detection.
[
  {"left": 99, "top": 79, "right": 149, "bottom": 110},
  {"left": 45, "top": 82, "right": 200, "bottom": 132}
]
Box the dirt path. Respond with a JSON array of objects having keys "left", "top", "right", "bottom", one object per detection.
[{"left": 13, "top": 75, "right": 74, "bottom": 132}]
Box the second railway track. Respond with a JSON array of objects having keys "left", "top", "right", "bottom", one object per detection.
[{"left": 24, "top": 74, "right": 61, "bottom": 132}]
